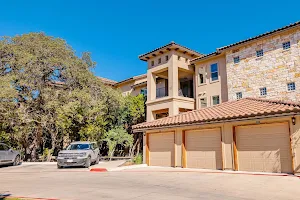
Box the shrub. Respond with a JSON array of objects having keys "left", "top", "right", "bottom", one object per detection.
[{"left": 133, "top": 153, "right": 143, "bottom": 164}]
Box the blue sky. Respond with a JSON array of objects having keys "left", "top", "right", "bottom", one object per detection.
[{"left": 0, "top": 0, "right": 299, "bottom": 82}]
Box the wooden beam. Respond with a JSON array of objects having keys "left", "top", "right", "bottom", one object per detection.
[
  {"left": 159, "top": 51, "right": 164, "bottom": 54},
  {"left": 183, "top": 51, "right": 187, "bottom": 54},
  {"left": 191, "top": 54, "right": 195, "bottom": 57},
  {"left": 146, "top": 133, "right": 150, "bottom": 166},
  {"left": 182, "top": 131, "right": 187, "bottom": 168},
  {"left": 145, "top": 56, "right": 150, "bottom": 59},
  {"left": 174, "top": 48, "right": 179, "bottom": 51},
  {"left": 152, "top": 54, "right": 156, "bottom": 57},
  {"left": 233, "top": 127, "right": 238, "bottom": 171},
  {"left": 167, "top": 48, "right": 171, "bottom": 51}
]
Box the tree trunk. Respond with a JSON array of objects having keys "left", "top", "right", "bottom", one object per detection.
[
  {"left": 46, "top": 135, "right": 56, "bottom": 162},
  {"left": 109, "top": 147, "right": 115, "bottom": 161},
  {"left": 136, "top": 134, "right": 141, "bottom": 156}
]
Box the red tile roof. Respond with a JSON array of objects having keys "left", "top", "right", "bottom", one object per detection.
[
  {"left": 98, "top": 77, "right": 117, "bottom": 86},
  {"left": 133, "top": 98, "right": 300, "bottom": 131},
  {"left": 138, "top": 41, "right": 204, "bottom": 61}
]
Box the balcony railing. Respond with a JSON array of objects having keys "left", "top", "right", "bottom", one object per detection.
[
  {"left": 156, "top": 87, "right": 167, "bottom": 98},
  {"left": 155, "top": 88, "right": 193, "bottom": 99},
  {"left": 178, "top": 89, "right": 193, "bottom": 98}
]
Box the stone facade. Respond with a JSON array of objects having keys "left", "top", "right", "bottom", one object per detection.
[{"left": 226, "top": 29, "right": 300, "bottom": 102}]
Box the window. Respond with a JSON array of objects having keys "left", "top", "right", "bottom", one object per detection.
[
  {"left": 185, "top": 58, "right": 188, "bottom": 63},
  {"left": 233, "top": 56, "right": 240, "bottom": 64},
  {"left": 210, "top": 63, "right": 218, "bottom": 81},
  {"left": 140, "top": 88, "right": 147, "bottom": 95},
  {"left": 236, "top": 92, "right": 242, "bottom": 100},
  {"left": 198, "top": 67, "right": 206, "bottom": 84},
  {"left": 212, "top": 95, "right": 220, "bottom": 105},
  {"left": 178, "top": 56, "right": 181, "bottom": 61},
  {"left": 283, "top": 41, "right": 291, "bottom": 50},
  {"left": 200, "top": 98, "right": 207, "bottom": 108},
  {"left": 158, "top": 58, "right": 161, "bottom": 64},
  {"left": 151, "top": 60, "right": 154, "bottom": 66},
  {"left": 156, "top": 112, "right": 168, "bottom": 120},
  {"left": 256, "top": 49, "right": 264, "bottom": 57},
  {"left": 260, "top": 87, "right": 267, "bottom": 96},
  {"left": 287, "top": 82, "right": 296, "bottom": 91},
  {"left": 165, "top": 55, "right": 169, "bottom": 61}
]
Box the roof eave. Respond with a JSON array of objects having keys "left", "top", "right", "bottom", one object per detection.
[
  {"left": 139, "top": 42, "right": 203, "bottom": 61},
  {"left": 217, "top": 21, "right": 300, "bottom": 52},
  {"left": 133, "top": 111, "right": 300, "bottom": 132}
]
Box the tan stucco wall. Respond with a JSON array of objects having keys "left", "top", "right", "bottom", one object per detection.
[
  {"left": 144, "top": 115, "right": 300, "bottom": 174},
  {"left": 146, "top": 51, "right": 196, "bottom": 121},
  {"left": 116, "top": 76, "right": 147, "bottom": 96},
  {"left": 194, "top": 55, "right": 228, "bottom": 109},
  {"left": 148, "top": 51, "right": 173, "bottom": 70},
  {"left": 226, "top": 29, "right": 300, "bottom": 101}
]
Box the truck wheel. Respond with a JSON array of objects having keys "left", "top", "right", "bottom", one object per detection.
[
  {"left": 95, "top": 155, "right": 100, "bottom": 164},
  {"left": 13, "top": 155, "right": 21, "bottom": 166},
  {"left": 85, "top": 156, "right": 91, "bottom": 168},
  {"left": 57, "top": 164, "right": 63, "bottom": 169}
]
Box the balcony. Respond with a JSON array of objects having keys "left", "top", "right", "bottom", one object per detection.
[{"left": 156, "top": 87, "right": 167, "bottom": 98}]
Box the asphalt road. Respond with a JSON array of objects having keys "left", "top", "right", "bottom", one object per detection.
[{"left": 1, "top": 163, "right": 300, "bottom": 200}]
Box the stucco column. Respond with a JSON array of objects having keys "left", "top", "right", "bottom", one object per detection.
[
  {"left": 146, "top": 106, "right": 155, "bottom": 121},
  {"left": 147, "top": 71, "right": 156, "bottom": 101},
  {"left": 169, "top": 101, "right": 179, "bottom": 116},
  {"left": 168, "top": 54, "right": 178, "bottom": 98}
]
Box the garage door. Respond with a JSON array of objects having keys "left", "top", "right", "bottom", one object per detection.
[
  {"left": 148, "top": 132, "right": 174, "bottom": 167},
  {"left": 235, "top": 122, "right": 293, "bottom": 173},
  {"left": 185, "top": 128, "right": 222, "bottom": 169}
]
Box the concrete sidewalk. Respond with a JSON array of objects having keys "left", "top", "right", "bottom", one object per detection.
[
  {"left": 121, "top": 166, "right": 300, "bottom": 178},
  {"left": 90, "top": 160, "right": 126, "bottom": 170}
]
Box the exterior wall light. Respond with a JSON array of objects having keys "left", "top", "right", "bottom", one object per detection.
[{"left": 292, "top": 117, "right": 296, "bottom": 125}]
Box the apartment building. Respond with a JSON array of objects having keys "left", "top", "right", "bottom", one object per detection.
[
  {"left": 101, "top": 21, "right": 300, "bottom": 122},
  {"left": 131, "top": 21, "right": 300, "bottom": 175}
]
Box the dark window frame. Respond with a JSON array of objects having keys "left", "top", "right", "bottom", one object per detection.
[
  {"left": 256, "top": 49, "right": 264, "bottom": 57},
  {"left": 283, "top": 41, "right": 291, "bottom": 50},
  {"left": 287, "top": 82, "right": 296, "bottom": 91},
  {"left": 210, "top": 63, "right": 219, "bottom": 81},
  {"left": 212, "top": 95, "right": 220, "bottom": 105},
  {"left": 233, "top": 56, "right": 240, "bottom": 64}
]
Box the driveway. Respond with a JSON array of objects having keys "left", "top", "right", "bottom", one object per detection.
[{"left": 0, "top": 164, "right": 299, "bottom": 200}]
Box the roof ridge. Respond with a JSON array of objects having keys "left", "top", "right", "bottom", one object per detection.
[
  {"left": 138, "top": 41, "right": 204, "bottom": 60},
  {"left": 245, "top": 97, "right": 300, "bottom": 107}
]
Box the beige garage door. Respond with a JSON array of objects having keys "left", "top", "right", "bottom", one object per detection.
[
  {"left": 149, "top": 132, "right": 174, "bottom": 167},
  {"left": 236, "top": 122, "right": 293, "bottom": 173},
  {"left": 185, "top": 128, "right": 222, "bottom": 169}
]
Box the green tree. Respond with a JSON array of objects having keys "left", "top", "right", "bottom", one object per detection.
[
  {"left": 101, "top": 126, "right": 133, "bottom": 160},
  {"left": 121, "top": 94, "right": 146, "bottom": 156},
  {"left": 0, "top": 33, "right": 97, "bottom": 160},
  {"left": 0, "top": 32, "right": 146, "bottom": 161}
]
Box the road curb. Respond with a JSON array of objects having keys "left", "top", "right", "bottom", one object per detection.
[
  {"left": 90, "top": 168, "right": 108, "bottom": 172},
  {"left": 108, "top": 164, "right": 148, "bottom": 172},
  {"left": 120, "top": 169, "right": 300, "bottom": 178},
  {"left": 89, "top": 164, "right": 148, "bottom": 172},
  {"left": 4, "top": 196, "right": 59, "bottom": 200}
]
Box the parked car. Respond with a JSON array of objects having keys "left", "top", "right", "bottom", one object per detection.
[
  {"left": 57, "top": 141, "right": 100, "bottom": 169},
  {"left": 0, "top": 142, "right": 21, "bottom": 166}
]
